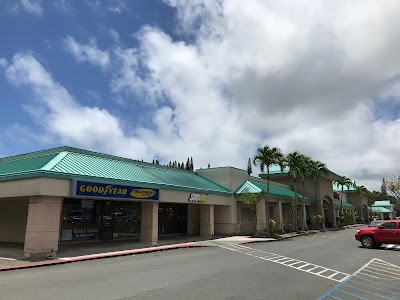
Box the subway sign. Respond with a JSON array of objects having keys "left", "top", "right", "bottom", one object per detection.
[
  {"left": 188, "top": 193, "right": 208, "bottom": 202},
  {"left": 72, "top": 181, "right": 159, "bottom": 200}
]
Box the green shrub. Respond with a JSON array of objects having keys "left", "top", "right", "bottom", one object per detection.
[
  {"left": 316, "top": 215, "right": 324, "bottom": 229},
  {"left": 268, "top": 219, "right": 276, "bottom": 233}
]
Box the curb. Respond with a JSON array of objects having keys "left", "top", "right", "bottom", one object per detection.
[{"left": 0, "top": 242, "right": 197, "bottom": 272}]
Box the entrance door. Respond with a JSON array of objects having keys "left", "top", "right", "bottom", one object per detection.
[
  {"left": 158, "top": 204, "right": 188, "bottom": 235},
  {"left": 101, "top": 201, "right": 114, "bottom": 240}
]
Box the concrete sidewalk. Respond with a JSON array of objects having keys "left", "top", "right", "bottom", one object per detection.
[{"left": 0, "top": 231, "right": 319, "bottom": 271}]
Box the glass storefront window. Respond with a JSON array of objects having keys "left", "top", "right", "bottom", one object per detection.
[{"left": 61, "top": 199, "right": 141, "bottom": 241}]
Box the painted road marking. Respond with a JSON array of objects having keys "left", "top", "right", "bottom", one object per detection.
[
  {"left": 218, "top": 244, "right": 350, "bottom": 282},
  {"left": 317, "top": 258, "right": 400, "bottom": 299}
]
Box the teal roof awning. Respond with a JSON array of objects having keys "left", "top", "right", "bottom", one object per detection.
[
  {"left": 372, "top": 200, "right": 394, "bottom": 207},
  {"left": 371, "top": 207, "right": 394, "bottom": 213},
  {"left": 235, "top": 180, "right": 313, "bottom": 203},
  {"left": 333, "top": 200, "right": 355, "bottom": 208},
  {"left": 0, "top": 146, "right": 231, "bottom": 195}
]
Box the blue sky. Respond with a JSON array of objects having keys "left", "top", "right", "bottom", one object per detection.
[{"left": 1, "top": 0, "right": 400, "bottom": 192}]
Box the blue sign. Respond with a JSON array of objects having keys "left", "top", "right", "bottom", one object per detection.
[{"left": 73, "top": 181, "right": 159, "bottom": 200}]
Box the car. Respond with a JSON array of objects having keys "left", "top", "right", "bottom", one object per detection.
[
  {"left": 355, "top": 220, "right": 400, "bottom": 248},
  {"left": 368, "top": 220, "right": 384, "bottom": 227}
]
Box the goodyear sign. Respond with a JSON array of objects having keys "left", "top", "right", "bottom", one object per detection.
[{"left": 72, "top": 181, "right": 159, "bottom": 200}]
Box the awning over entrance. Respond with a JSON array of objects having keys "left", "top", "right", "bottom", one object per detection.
[
  {"left": 235, "top": 180, "right": 313, "bottom": 203},
  {"left": 370, "top": 206, "right": 394, "bottom": 213},
  {"left": 333, "top": 200, "right": 355, "bottom": 208}
]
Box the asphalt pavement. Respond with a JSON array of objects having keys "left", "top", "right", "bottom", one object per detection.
[{"left": 1, "top": 228, "right": 399, "bottom": 300}]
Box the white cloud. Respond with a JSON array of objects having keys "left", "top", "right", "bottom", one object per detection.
[
  {"left": 10, "top": 0, "right": 43, "bottom": 15},
  {"left": 107, "top": 0, "right": 128, "bottom": 14},
  {"left": 5, "top": 1, "right": 400, "bottom": 192},
  {"left": 84, "top": 0, "right": 129, "bottom": 15},
  {"left": 5, "top": 53, "right": 149, "bottom": 159},
  {"left": 51, "top": 0, "right": 73, "bottom": 12},
  {"left": 64, "top": 36, "right": 110, "bottom": 69},
  {"left": 108, "top": 1, "right": 400, "bottom": 191},
  {"left": 0, "top": 58, "right": 7, "bottom": 68}
]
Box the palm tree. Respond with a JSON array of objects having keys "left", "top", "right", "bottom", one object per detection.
[
  {"left": 335, "top": 176, "right": 352, "bottom": 216},
  {"left": 308, "top": 160, "right": 329, "bottom": 226},
  {"left": 353, "top": 183, "right": 368, "bottom": 223},
  {"left": 298, "top": 155, "right": 312, "bottom": 230},
  {"left": 284, "top": 151, "right": 303, "bottom": 232},
  {"left": 253, "top": 146, "right": 284, "bottom": 233}
]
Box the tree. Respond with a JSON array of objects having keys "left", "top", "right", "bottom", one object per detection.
[
  {"left": 367, "top": 190, "right": 380, "bottom": 220},
  {"left": 190, "top": 157, "right": 194, "bottom": 170},
  {"left": 308, "top": 159, "right": 329, "bottom": 227},
  {"left": 296, "top": 155, "right": 311, "bottom": 230},
  {"left": 335, "top": 176, "right": 352, "bottom": 216},
  {"left": 284, "top": 151, "right": 303, "bottom": 232},
  {"left": 185, "top": 158, "right": 190, "bottom": 170},
  {"left": 241, "top": 191, "right": 265, "bottom": 232},
  {"left": 394, "top": 203, "right": 400, "bottom": 215},
  {"left": 253, "top": 146, "right": 284, "bottom": 233},
  {"left": 247, "top": 158, "right": 252, "bottom": 177},
  {"left": 385, "top": 176, "right": 400, "bottom": 200},
  {"left": 381, "top": 178, "right": 387, "bottom": 196}
]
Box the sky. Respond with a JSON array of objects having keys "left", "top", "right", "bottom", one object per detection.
[{"left": 1, "top": 0, "right": 400, "bottom": 192}]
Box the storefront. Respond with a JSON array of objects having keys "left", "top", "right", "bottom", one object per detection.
[
  {"left": 61, "top": 198, "right": 142, "bottom": 241},
  {"left": 0, "top": 146, "right": 324, "bottom": 258}
]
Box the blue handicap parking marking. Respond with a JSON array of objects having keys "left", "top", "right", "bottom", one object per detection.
[{"left": 317, "top": 258, "right": 400, "bottom": 300}]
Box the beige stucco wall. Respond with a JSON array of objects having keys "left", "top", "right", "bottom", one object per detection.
[
  {"left": 0, "top": 178, "right": 70, "bottom": 198},
  {"left": 197, "top": 167, "right": 290, "bottom": 192},
  {"left": 0, "top": 198, "right": 29, "bottom": 243},
  {"left": 159, "top": 189, "right": 232, "bottom": 206},
  {"left": 347, "top": 193, "right": 369, "bottom": 221}
]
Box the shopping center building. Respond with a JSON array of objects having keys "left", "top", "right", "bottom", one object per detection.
[{"left": 0, "top": 146, "right": 344, "bottom": 258}]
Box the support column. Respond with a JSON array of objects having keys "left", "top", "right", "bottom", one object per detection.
[
  {"left": 140, "top": 201, "right": 158, "bottom": 245},
  {"left": 256, "top": 200, "right": 266, "bottom": 232},
  {"left": 273, "top": 201, "right": 283, "bottom": 233},
  {"left": 200, "top": 204, "right": 214, "bottom": 237},
  {"left": 24, "top": 196, "right": 62, "bottom": 259},
  {"left": 302, "top": 204, "right": 307, "bottom": 230}
]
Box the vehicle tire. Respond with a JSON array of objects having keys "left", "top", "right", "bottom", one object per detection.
[
  {"left": 361, "top": 236, "right": 375, "bottom": 249},
  {"left": 375, "top": 243, "right": 382, "bottom": 248}
]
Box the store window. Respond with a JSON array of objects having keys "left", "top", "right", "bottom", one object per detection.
[
  {"left": 241, "top": 207, "right": 254, "bottom": 223},
  {"left": 61, "top": 199, "right": 141, "bottom": 241}
]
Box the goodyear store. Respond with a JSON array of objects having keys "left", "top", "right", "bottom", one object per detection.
[{"left": 0, "top": 147, "right": 233, "bottom": 258}]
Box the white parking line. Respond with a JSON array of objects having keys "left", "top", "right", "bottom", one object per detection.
[
  {"left": 318, "top": 258, "right": 400, "bottom": 299},
  {"left": 219, "top": 244, "right": 350, "bottom": 282}
]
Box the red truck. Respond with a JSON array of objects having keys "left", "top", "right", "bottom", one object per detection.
[{"left": 355, "top": 220, "right": 400, "bottom": 248}]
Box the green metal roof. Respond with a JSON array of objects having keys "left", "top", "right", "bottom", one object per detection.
[
  {"left": 371, "top": 207, "right": 394, "bottom": 213},
  {"left": 0, "top": 152, "right": 59, "bottom": 175},
  {"left": 333, "top": 200, "right": 355, "bottom": 208},
  {"left": 0, "top": 146, "right": 231, "bottom": 195},
  {"left": 235, "top": 180, "right": 313, "bottom": 202},
  {"left": 372, "top": 200, "right": 394, "bottom": 207}
]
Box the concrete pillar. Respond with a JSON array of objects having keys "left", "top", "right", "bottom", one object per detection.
[
  {"left": 187, "top": 204, "right": 200, "bottom": 235},
  {"left": 303, "top": 204, "right": 307, "bottom": 229},
  {"left": 256, "top": 200, "right": 267, "bottom": 232},
  {"left": 200, "top": 204, "right": 214, "bottom": 237},
  {"left": 24, "top": 196, "right": 62, "bottom": 258},
  {"left": 140, "top": 201, "right": 158, "bottom": 245},
  {"left": 273, "top": 201, "right": 283, "bottom": 232}
]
